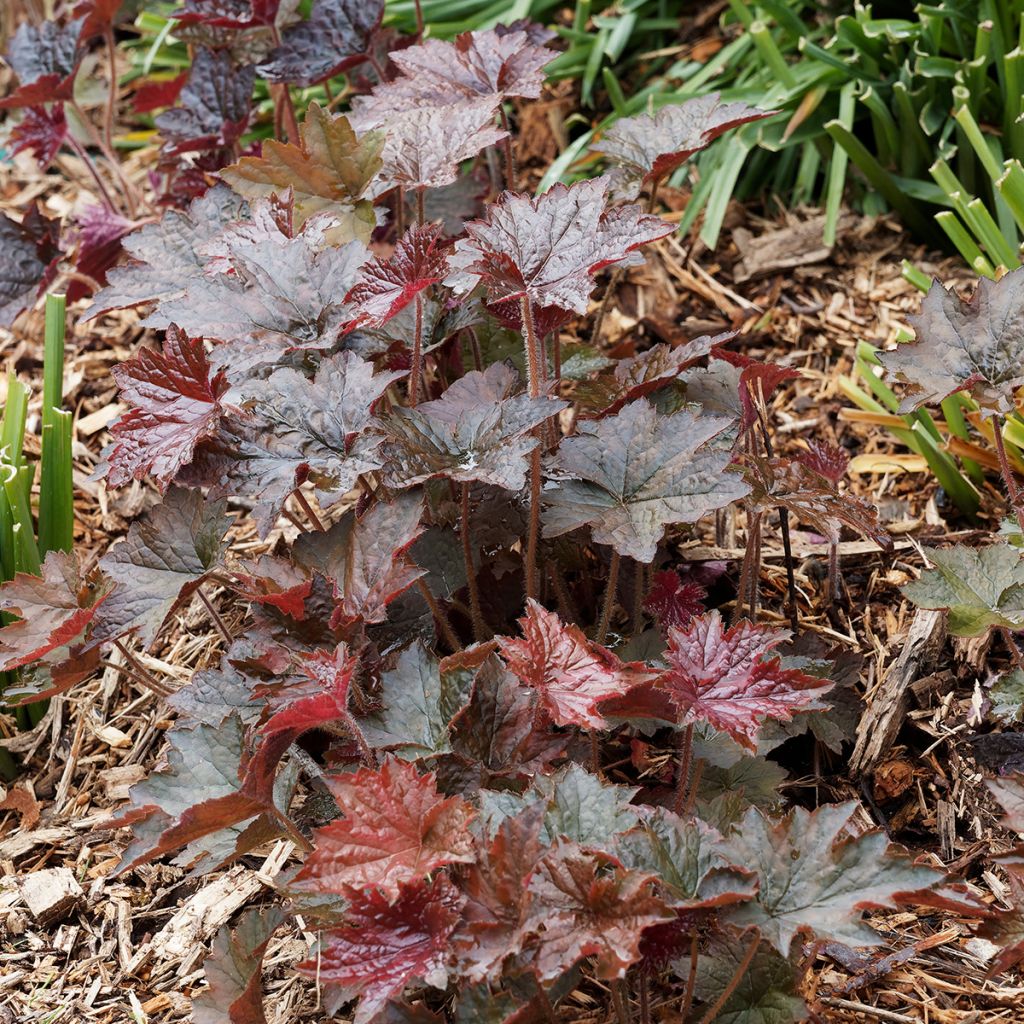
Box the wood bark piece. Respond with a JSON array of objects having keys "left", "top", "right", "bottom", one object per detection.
[
  {"left": 18, "top": 865, "right": 85, "bottom": 925},
  {"left": 850, "top": 608, "right": 946, "bottom": 775}
]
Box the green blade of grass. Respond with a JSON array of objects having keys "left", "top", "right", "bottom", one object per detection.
[{"left": 2, "top": 467, "right": 40, "bottom": 577}]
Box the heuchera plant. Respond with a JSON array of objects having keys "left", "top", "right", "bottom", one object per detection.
[{"left": 5, "top": 8, "right": 1019, "bottom": 1024}]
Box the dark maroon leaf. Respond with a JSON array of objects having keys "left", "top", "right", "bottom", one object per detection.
[
  {"left": 296, "top": 875, "right": 462, "bottom": 1024},
  {"left": 345, "top": 224, "right": 451, "bottom": 328},
  {"left": 0, "top": 552, "right": 111, "bottom": 672},
  {"left": 543, "top": 399, "right": 748, "bottom": 563},
  {"left": 73, "top": 0, "right": 125, "bottom": 37},
  {"left": 107, "top": 325, "right": 227, "bottom": 490},
  {"left": 9, "top": 104, "right": 68, "bottom": 168},
  {"left": 83, "top": 185, "right": 248, "bottom": 320},
  {"left": 193, "top": 907, "right": 284, "bottom": 1024},
  {"left": 293, "top": 492, "right": 425, "bottom": 628},
  {"left": 132, "top": 72, "right": 188, "bottom": 113},
  {"left": 257, "top": 0, "right": 384, "bottom": 86},
  {"left": 447, "top": 178, "right": 673, "bottom": 330},
  {"left": 95, "top": 487, "right": 231, "bottom": 648},
  {"left": 645, "top": 570, "right": 706, "bottom": 631},
  {"left": 155, "top": 48, "right": 255, "bottom": 155},
  {"left": 0, "top": 17, "right": 86, "bottom": 109},
  {"left": 173, "top": 0, "right": 283, "bottom": 29},
  {"left": 711, "top": 347, "right": 802, "bottom": 434},
  {"left": 496, "top": 599, "right": 655, "bottom": 729},
  {"left": 878, "top": 271, "right": 1024, "bottom": 415},
  {"left": 526, "top": 842, "right": 673, "bottom": 980},
  {"left": 658, "top": 611, "right": 832, "bottom": 751},
  {"left": 591, "top": 94, "right": 776, "bottom": 199},
  {"left": 380, "top": 362, "right": 565, "bottom": 491},
  {"left": 69, "top": 204, "right": 135, "bottom": 302},
  {"left": 185, "top": 350, "right": 399, "bottom": 536},
  {"left": 799, "top": 439, "right": 850, "bottom": 485},
  {"left": 294, "top": 757, "right": 475, "bottom": 895},
  {"left": 0, "top": 203, "right": 62, "bottom": 328}
]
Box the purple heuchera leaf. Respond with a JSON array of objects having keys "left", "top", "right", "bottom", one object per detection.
[
  {"left": 9, "top": 105, "right": 68, "bottom": 168},
  {"left": 173, "top": 0, "right": 283, "bottom": 29},
  {"left": 446, "top": 177, "right": 673, "bottom": 331},
  {"left": 878, "top": 270, "right": 1024, "bottom": 415},
  {"left": 107, "top": 325, "right": 228, "bottom": 490},
  {"left": 0, "top": 203, "right": 62, "bottom": 329},
  {"left": 155, "top": 48, "right": 255, "bottom": 155},
  {"left": 543, "top": 399, "right": 749, "bottom": 563},
  {"left": 591, "top": 93, "right": 776, "bottom": 199},
  {"left": 257, "top": 0, "right": 384, "bottom": 87},
  {"left": 69, "top": 204, "right": 135, "bottom": 302},
  {"left": 0, "top": 17, "right": 87, "bottom": 109}
]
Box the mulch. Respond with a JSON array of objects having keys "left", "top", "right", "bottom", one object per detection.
[{"left": 1, "top": 138, "right": 1022, "bottom": 1023}]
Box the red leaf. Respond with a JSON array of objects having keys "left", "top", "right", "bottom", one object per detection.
[
  {"left": 0, "top": 552, "right": 111, "bottom": 672},
  {"left": 132, "top": 72, "right": 188, "bottom": 113},
  {"left": 0, "top": 18, "right": 86, "bottom": 109},
  {"left": 799, "top": 439, "right": 850, "bottom": 486},
  {"left": 345, "top": 224, "right": 451, "bottom": 328},
  {"left": 644, "top": 570, "right": 706, "bottom": 631},
  {"left": 297, "top": 875, "right": 462, "bottom": 1024},
  {"left": 108, "top": 325, "right": 228, "bottom": 489},
  {"left": 235, "top": 555, "right": 311, "bottom": 619},
  {"left": 658, "top": 611, "right": 833, "bottom": 751},
  {"left": 73, "top": 0, "right": 124, "bottom": 37},
  {"left": 70, "top": 204, "right": 135, "bottom": 302},
  {"left": 447, "top": 178, "right": 673, "bottom": 328},
  {"left": 9, "top": 105, "right": 67, "bottom": 168},
  {"left": 496, "top": 599, "right": 655, "bottom": 729},
  {"left": 295, "top": 757, "right": 475, "bottom": 895}
]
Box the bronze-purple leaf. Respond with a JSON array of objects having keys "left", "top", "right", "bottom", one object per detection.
[{"left": 0, "top": 17, "right": 87, "bottom": 109}]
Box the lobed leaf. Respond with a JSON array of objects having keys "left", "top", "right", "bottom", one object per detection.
[
  {"left": 0, "top": 203, "right": 62, "bottom": 328},
  {"left": 10, "top": 104, "right": 68, "bottom": 168},
  {"left": 0, "top": 17, "right": 86, "bottom": 109}
]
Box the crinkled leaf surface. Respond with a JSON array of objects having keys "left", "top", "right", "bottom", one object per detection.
[
  {"left": 879, "top": 271, "right": 1024, "bottom": 415},
  {"left": 645, "top": 570, "right": 706, "bottom": 631},
  {"left": 84, "top": 185, "right": 248, "bottom": 320},
  {"left": 526, "top": 843, "right": 672, "bottom": 980},
  {"left": 295, "top": 757, "right": 474, "bottom": 895},
  {"left": 543, "top": 399, "right": 748, "bottom": 563},
  {"left": 0, "top": 204, "right": 62, "bottom": 328},
  {"left": 447, "top": 178, "right": 672, "bottom": 323},
  {"left": 720, "top": 803, "right": 943, "bottom": 951},
  {"left": 0, "top": 552, "right": 111, "bottom": 672},
  {"left": 902, "top": 544, "right": 1024, "bottom": 636},
  {"left": 259, "top": 642, "right": 358, "bottom": 738},
  {"left": 235, "top": 555, "right": 311, "bottom": 620},
  {"left": 296, "top": 875, "right": 462, "bottom": 1024},
  {"left": 659, "top": 612, "right": 833, "bottom": 751},
  {"left": 693, "top": 929, "right": 809, "bottom": 1024},
  {"left": 173, "top": 0, "right": 284, "bottom": 29},
  {"left": 0, "top": 17, "right": 86, "bottom": 108},
  {"left": 166, "top": 658, "right": 262, "bottom": 727},
  {"left": 187, "top": 350, "right": 398, "bottom": 534},
  {"left": 496, "top": 599, "right": 654, "bottom": 729},
  {"left": 293, "top": 493, "right": 425, "bottom": 627},
  {"left": 10, "top": 104, "right": 68, "bottom": 167},
  {"left": 95, "top": 487, "right": 231, "bottom": 647},
  {"left": 220, "top": 103, "right": 382, "bottom": 239},
  {"left": 108, "top": 325, "right": 227, "bottom": 489},
  {"left": 592, "top": 94, "right": 775, "bottom": 199},
  {"left": 381, "top": 362, "right": 564, "bottom": 491},
  {"left": 345, "top": 224, "right": 450, "bottom": 328},
  {"left": 155, "top": 47, "right": 255, "bottom": 155},
  {"left": 258, "top": 0, "right": 383, "bottom": 86}
]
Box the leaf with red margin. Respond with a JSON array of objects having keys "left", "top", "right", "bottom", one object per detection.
[
  {"left": 353, "top": 97, "right": 507, "bottom": 193},
  {"left": 107, "top": 325, "right": 227, "bottom": 490},
  {"left": 526, "top": 842, "right": 673, "bottom": 981},
  {"left": 257, "top": 0, "right": 384, "bottom": 87},
  {"left": 0, "top": 552, "right": 112, "bottom": 672},
  {"left": 576, "top": 333, "right": 730, "bottom": 416},
  {"left": 543, "top": 399, "right": 748, "bottom": 563},
  {"left": 591, "top": 94, "right": 776, "bottom": 199},
  {"left": 235, "top": 555, "right": 311, "bottom": 620},
  {"left": 0, "top": 18, "right": 86, "bottom": 109},
  {"left": 446, "top": 178, "right": 672, "bottom": 329},
  {"left": 345, "top": 224, "right": 451, "bottom": 328},
  {"left": 380, "top": 362, "right": 565, "bottom": 492},
  {"left": 173, "top": 0, "right": 283, "bottom": 30},
  {"left": 296, "top": 875, "right": 462, "bottom": 1024},
  {"left": 293, "top": 492, "right": 425, "bottom": 628},
  {"left": 184, "top": 350, "right": 399, "bottom": 536},
  {"left": 658, "top": 611, "right": 832, "bottom": 751},
  {"left": 155, "top": 48, "right": 255, "bottom": 156},
  {"left": 295, "top": 757, "right": 474, "bottom": 895},
  {"left": 94, "top": 487, "right": 231, "bottom": 648},
  {"left": 644, "top": 570, "right": 705, "bottom": 631},
  {"left": 878, "top": 271, "right": 1024, "bottom": 415},
  {"left": 455, "top": 804, "right": 545, "bottom": 982},
  {"left": 193, "top": 907, "right": 284, "bottom": 1024},
  {"left": 799, "top": 439, "right": 849, "bottom": 486},
  {"left": 712, "top": 347, "right": 802, "bottom": 434},
  {"left": 496, "top": 599, "right": 655, "bottom": 729},
  {"left": 0, "top": 203, "right": 62, "bottom": 328},
  {"left": 69, "top": 204, "right": 134, "bottom": 303},
  {"left": 719, "top": 802, "right": 945, "bottom": 951},
  {"left": 10, "top": 105, "right": 67, "bottom": 168}
]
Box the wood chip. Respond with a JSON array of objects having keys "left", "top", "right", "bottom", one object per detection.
[{"left": 18, "top": 866, "right": 85, "bottom": 925}]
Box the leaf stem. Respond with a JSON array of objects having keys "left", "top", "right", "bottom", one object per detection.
[
  {"left": 499, "top": 106, "right": 516, "bottom": 188},
  {"left": 395, "top": 185, "right": 405, "bottom": 237},
  {"left": 611, "top": 978, "right": 632, "bottom": 1024},
  {"left": 638, "top": 969, "right": 651, "bottom": 1024},
  {"left": 994, "top": 416, "right": 1024, "bottom": 535},
  {"left": 65, "top": 133, "right": 118, "bottom": 215},
  {"left": 697, "top": 930, "right": 761, "bottom": 1024},
  {"left": 681, "top": 926, "right": 700, "bottom": 1020},
  {"left": 103, "top": 28, "right": 118, "bottom": 159},
  {"left": 460, "top": 482, "right": 490, "bottom": 641},
  {"left": 590, "top": 265, "right": 624, "bottom": 347},
  {"left": 113, "top": 639, "right": 170, "bottom": 697},
  {"left": 673, "top": 722, "right": 694, "bottom": 815},
  {"left": 415, "top": 578, "right": 461, "bottom": 652},
  {"left": 521, "top": 296, "right": 543, "bottom": 601},
  {"left": 1001, "top": 626, "right": 1024, "bottom": 674},
  {"left": 292, "top": 489, "right": 326, "bottom": 532},
  {"left": 597, "top": 549, "right": 621, "bottom": 643},
  {"left": 410, "top": 292, "right": 424, "bottom": 406},
  {"left": 415, "top": 186, "right": 426, "bottom": 227},
  {"left": 197, "top": 587, "right": 232, "bottom": 644}
]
